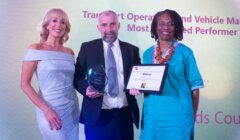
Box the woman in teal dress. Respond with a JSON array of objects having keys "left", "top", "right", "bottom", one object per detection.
[
  {"left": 130, "top": 9, "right": 204, "bottom": 140},
  {"left": 21, "top": 8, "right": 79, "bottom": 140}
]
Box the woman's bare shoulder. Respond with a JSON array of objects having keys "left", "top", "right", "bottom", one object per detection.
[
  {"left": 27, "top": 43, "right": 44, "bottom": 50},
  {"left": 63, "top": 46, "right": 75, "bottom": 56}
]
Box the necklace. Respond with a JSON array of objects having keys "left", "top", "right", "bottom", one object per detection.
[{"left": 155, "top": 41, "right": 175, "bottom": 64}]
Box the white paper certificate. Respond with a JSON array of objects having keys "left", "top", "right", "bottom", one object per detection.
[{"left": 126, "top": 64, "right": 168, "bottom": 92}]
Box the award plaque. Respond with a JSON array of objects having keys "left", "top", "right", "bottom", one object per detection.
[
  {"left": 126, "top": 64, "right": 168, "bottom": 93},
  {"left": 87, "top": 65, "right": 107, "bottom": 94}
]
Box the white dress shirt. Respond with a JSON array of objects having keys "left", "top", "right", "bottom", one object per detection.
[{"left": 102, "top": 39, "right": 128, "bottom": 109}]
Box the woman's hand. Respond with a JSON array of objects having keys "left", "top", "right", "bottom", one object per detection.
[
  {"left": 44, "top": 108, "right": 62, "bottom": 130},
  {"left": 129, "top": 88, "right": 143, "bottom": 96}
]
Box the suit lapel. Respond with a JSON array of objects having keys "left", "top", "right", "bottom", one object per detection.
[
  {"left": 96, "top": 39, "right": 105, "bottom": 68},
  {"left": 119, "top": 40, "right": 128, "bottom": 84}
]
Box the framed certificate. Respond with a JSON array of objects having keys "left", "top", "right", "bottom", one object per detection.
[{"left": 126, "top": 64, "right": 168, "bottom": 93}]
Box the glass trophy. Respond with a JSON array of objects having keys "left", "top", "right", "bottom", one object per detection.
[{"left": 87, "top": 65, "right": 107, "bottom": 94}]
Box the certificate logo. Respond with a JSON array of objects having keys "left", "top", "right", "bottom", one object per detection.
[{"left": 141, "top": 83, "right": 146, "bottom": 88}]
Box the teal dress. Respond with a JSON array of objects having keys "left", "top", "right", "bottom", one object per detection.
[
  {"left": 140, "top": 42, "right": 204, "bottom": 140},
  {"left": 23, "top": 50, "right": 80, "bottom": 140}
]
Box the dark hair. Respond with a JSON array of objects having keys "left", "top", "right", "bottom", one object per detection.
[{"left": 151, "top": 9, "right": 184, "bottom": 41}]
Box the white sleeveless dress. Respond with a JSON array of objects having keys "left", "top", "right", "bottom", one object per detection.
[{"left": 23, "top": 50, "right": 80, "bottom": 140}]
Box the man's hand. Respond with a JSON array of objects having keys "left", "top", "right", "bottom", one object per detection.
[
  {"left": 86, "top": 86, "right": 103, "bottom": 98},
  {"left": 129, "top": 88, "right": 143, "bottom": 96}
]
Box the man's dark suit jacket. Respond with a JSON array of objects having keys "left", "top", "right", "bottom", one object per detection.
[{"left": 74, "top": 39, "right": 140, "bottom": 128}]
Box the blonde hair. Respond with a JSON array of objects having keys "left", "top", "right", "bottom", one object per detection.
[{"left": 38, "top": 8, "right": 71, "bottom": 44}]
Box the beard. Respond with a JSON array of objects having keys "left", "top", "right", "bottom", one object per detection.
[{"left": 102, "top": 31, "right": 117, "bottom": 43}]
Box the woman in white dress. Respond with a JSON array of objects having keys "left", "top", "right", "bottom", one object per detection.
[{"left": 21, "top": 8, "right": 79, "bottom": 140}]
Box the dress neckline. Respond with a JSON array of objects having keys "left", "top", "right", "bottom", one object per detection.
[{"left": 28, "top": 49, "right": 74, "bottom": 57}]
